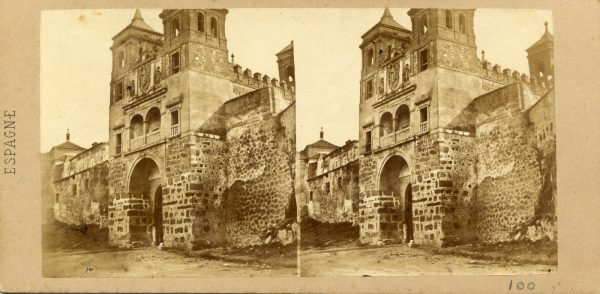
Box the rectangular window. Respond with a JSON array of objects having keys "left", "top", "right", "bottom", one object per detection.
[
  {"left": 420, "top": 48, "right": 429, "bottom": 71},
  {"left": 420, "top": 107, "right": 428, "bottom": 123},
  {"left": 115, "top": 133, "right": 122, "bottom": 154},
  {"left": 309, "top": 191, "right": 313, "bottom": 201},
  {"left": 365, "top": 130, "right": 372, "bottom": 152},
  {"left": 116, "top": 81, "right": 123, "bottom": 101},
  {"left": 171, "top": 52, "right": 180, "bottom": 74},
  {"left": 55, "top": 193, "right": 59, "bottom": 202},
  {"left": 170, "top": 110, "right": 180, "bottom": 136},
  {"left": 420, "top": 106, "right": 429, "bottom": 133},
  {"left": 171, "top": 110, "right": 179, "bottom": 126},
  {"left": 325, "top": 182, "right": 331, "bottom": 193},
  {"left": 366, "top": 79, "right": 374, "bottom": 98}
]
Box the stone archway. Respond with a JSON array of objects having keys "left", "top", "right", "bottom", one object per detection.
[
  {"left": 378, "top": 155, "right": 410, "bottom": 197},
  {"left": 128, "top": 158, "right": 161, "bottom": 245},
  {"left": 379, "top": 155, "right": 413, "bottom": 243}
]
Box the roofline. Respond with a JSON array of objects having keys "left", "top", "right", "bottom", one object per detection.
[
  {"left": 68, "top": 142, "right": 109, "bottom": 161},
  {"left": 360, "top": 23, "right": 412, "bottom": 40},
  {"left": 112, "top": 25, "right": 163, "bottom": 41}
]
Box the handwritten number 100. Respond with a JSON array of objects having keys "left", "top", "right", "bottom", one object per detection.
[{"left": 509, "top": 280, "right": 535, "bottom": 290}]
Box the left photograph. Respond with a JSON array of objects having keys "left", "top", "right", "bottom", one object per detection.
[{"left": 40, "top": 9, "right": 297, "bottom": 277}]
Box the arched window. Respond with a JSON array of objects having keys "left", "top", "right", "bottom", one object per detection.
[
  {"left": 173, "top": 18, "right": 180, "bottom": 37},
  {"left": 420, "top": 15, "right": 428, "bottom": 35},
  {"left": 210, "top": 17, "right": 218, "bottom": 37},
  {"left": 146, "top": 107, "right": 161, "bottom": 134},
  {"left": 459, "top": 14, "right": 466, "bottom": 33},
  {"left": 367, "top": 49, "right": 374, "bottom": 67},
  {"left": 395, "top": 105, "right": 410, "bottom": 131},
  {"left": 445, "top": 10, "right": 453, "bottom": 29},
  {"left": 286, "top": 65, "right": 295, "bottom": 82},
  {"left": 130, "top": 115, "right": 144, "bottom": 139},
  {"left": 119, "top": 51, "right": 125, "bottom": 68},
  {"left": 197, "top": 13, "right": 205, "bottom": 32},
  {"left": 379, "top": 112, "right": 394, "bottom": 136}
]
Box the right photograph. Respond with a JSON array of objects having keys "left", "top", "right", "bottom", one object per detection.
[{"left": 296, "top": 8, "right": 556, "bottom": 276}]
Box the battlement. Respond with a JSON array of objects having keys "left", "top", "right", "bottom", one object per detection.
[
  {"left": 478, "top": 59, "right": 554, "bottom": 96},
  {"left": 229, "top": 63, "right": 295, "bottom": 97}
]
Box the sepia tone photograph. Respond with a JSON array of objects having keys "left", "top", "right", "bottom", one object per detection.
[
  {"left": 40, "top": 9, "right": 298, "bottom": 277},
  {"left": 295, "top": 8, "right": 557, "bottom": 276},
  {"left": 3, "top": 0, "right": 600, "bottom": 292}
]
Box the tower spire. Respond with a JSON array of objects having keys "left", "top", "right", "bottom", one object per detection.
[
  {"left": 320, "top": 127, "right": 324, "bottom": 139},
  {"left": 132, "top": 9, "right": 143, "bottom": 21},
  {"left": 66, "top": 129, "right": 70, "bottom": 141},
  {"left": 381, "top": 7, "right": 393, "bottom": 20}
]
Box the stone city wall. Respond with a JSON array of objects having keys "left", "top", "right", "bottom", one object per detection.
[
  {"left": 224, "top": 102, "right": 296, "bottom": 246},
  {"left": 54, "top": 162, "right": 110, "bottom": 227},
  {"left": 471, "top": 87, "right": 555, "bottom": 243},
  {"left": 307, "top": 161, "right": 359, "bottom": 223}
]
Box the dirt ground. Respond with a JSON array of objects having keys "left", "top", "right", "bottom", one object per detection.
[
  {"left": 43, "top": 247, "right": 297, "bottom": 277},
  {"left": 42, "top": 221, "right": 297, "bottom": 277},
  {"left": 300, "top": 245, "right": 556, "bottom": 276}
]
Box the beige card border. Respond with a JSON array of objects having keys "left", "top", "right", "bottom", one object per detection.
[{"left": 1, "top": 0, "right": 600, "bottom": 293}]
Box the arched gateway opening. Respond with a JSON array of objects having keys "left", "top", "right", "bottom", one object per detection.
[
  {"left": 379, "top": 155, "right": 410, "bottom": 197},
  {"left": 379, "top": 155, "right": 413, "bottom": 242},
  {"left": 129, "top": 158, "right": 162, "bottom": 245}
]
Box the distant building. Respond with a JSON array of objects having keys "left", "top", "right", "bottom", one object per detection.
[{"left": 298, "top": 9, "right": 556, "bottom": 246}]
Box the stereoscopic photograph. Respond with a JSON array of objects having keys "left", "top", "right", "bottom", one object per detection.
[
  {"left": 40, "top": 9, "right": 298, "bottom": 277},
  {"left": 39, "top": 7, "right": 557, "bottom": 279},
  {"left": 295, "top": 8, "right": 556, "bottom": 276}
]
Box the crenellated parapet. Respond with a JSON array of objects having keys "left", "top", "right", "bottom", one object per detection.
[
  {"left": 478, "top": 59, "right": 553, "bottom": 96},
  {"left": 229, "top": 63, "right": 295, "bottom": 97}
]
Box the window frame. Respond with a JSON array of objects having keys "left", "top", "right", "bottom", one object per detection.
[
  {"left": 365, "top": 129, "right": 372, "bottom": 153},
  {"left": 171, "top": 51, "right": 180, "bottom": 74},
  {"left": 116, "top": 81, "right": 124, "bottom": 101},
  {"left": 419, "top": 48, "right": 429, "bottom": 72},
  {"left": 197, "top": 12, "right": 205, "bottom": 32},
  {"left": 366, "top": 78, "right": 374, "bottom": 99},
  {"left": 445, "top": 10, "right": 453, "bottom": 29}
]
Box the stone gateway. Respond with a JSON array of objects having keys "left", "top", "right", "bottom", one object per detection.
[
  {"left": 42, "top": 9, "right": 296, "bottom": 250},
  {"left": 297, "top": 8, "right": 556, "bottom": 247}
]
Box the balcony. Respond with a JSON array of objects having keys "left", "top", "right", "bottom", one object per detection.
[
  {"left": 130, "top": 136, "right": 144, "bottom": 150},
  {"left": 146, "top": 129, "right": 160, "bottom": 144},
  {"left": 420, "top": 121, "right": 429, "bottom": 133},
  {"left": 171, "top": 124, "right": 180, "bottom": 136},
  {"left": 379, "top": 127, "right": 412, "bottom": 148}
]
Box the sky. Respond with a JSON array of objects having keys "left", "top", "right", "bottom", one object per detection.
[{"left": 40, "top": 9, "right": 552, "bottom": 152}]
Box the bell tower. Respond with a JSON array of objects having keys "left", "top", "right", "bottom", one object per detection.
[
  {"left": 407, "top": 9, "right": 478, "bottom": 74},
  {"left": 110, "top": 9, "right": 162, "bottom": 83},
  {"left": 276, "top": 41, "right": 295, "bottom": 88},
  {"left": 359, "top": 8, "right": 412, "bottom": 101},
  {"left": 159, "top": 9, "right": 229, "bottom": 77},
  {"left": 527, "top": 21, "right": 554, "bottom": 80}
]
